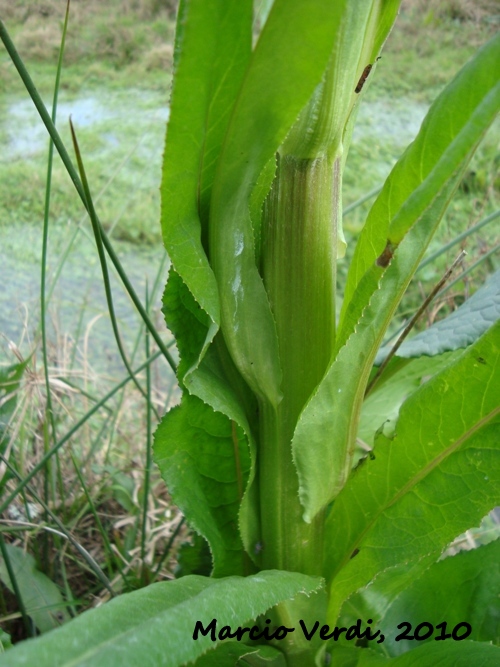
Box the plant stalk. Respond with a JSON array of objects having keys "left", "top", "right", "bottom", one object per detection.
[{"left": 259, "top": 154, "right": 339, "bottom": 575}]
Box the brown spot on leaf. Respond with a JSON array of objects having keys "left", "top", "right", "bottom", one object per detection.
[{"left": 376, "top": 241, "right": 396, "bottom": 268}]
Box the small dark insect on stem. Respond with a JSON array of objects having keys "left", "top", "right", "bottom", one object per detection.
[
  {"left": 366, "top": 250, "right": 467, "bottom": 396},
  {"left": 355, "top": 57, "right": 381, "bottom": 94}
]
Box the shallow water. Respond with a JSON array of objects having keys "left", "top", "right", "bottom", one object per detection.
[{"left": 2, "top": 89, "right": 170, "bottom": 161}]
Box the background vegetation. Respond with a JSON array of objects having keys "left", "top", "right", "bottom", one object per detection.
[{"left": 0, "top": 0, "right": 498, "bottom": 649}]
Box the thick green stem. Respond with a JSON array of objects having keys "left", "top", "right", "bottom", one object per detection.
[{"left": 258, "top": 154, "right": 340, "bottom": 575}]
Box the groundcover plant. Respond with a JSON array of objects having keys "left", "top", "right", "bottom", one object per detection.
[{"left": 1, "top": 0, "right": 500, "bottom": 665}]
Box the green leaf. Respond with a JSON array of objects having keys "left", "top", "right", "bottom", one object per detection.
[
  {"left": 338, "top": 555, "right": 441, "bottom": 637},
  {"left": 192, "top": 641, "right": 259, "bottom": 666},
  {"left": 238, "top": 645, "right": 287, "bottom": 666},
  {"left": 378, "top": 539, "right": 500, "bottom": 654},
  {"left": 154, "top": 393, "right": 251, "bottom": 576},
  {"left": 340, "top": 34, "right": 500, "bottom": 338},
  {"left": 292, "top": 36, "right": 500, "bottom": 521},
  {"left": 162, "top": 267, "right": 212, "bottom": 385},
  {"left": 210, "top": 0, "right": 350, "bottom": 405},
  {"left": 195, "top": 643, "right": 286, "bottom": 667},
  {"left": 329, "top": 642, "right": 500, "bottom": 666},
  {"left": 371, "top": 642, "right": 500, "bottom": 666},
  {"left": 357, "top": 352, "right": 460, "bottom": 451},
  {"left": 0, "top": 544, "right": 70, "bottom": 633},
  {"left": 175, "top": 532, "right": 212, "bottom": 578},
  {"left": 160, "top": 0, "right": 252, "bottom": 325},
  {"left": 157, "top": 8, "right": 257, "bottom": 562},
  {"left": 324, "top": 322, "right": 500, "bottom": 623},
  {"left": 375, "top": 269, "right": 500, "bottom": 364},
  {"left": 160, "top": 267, "right": 261, "bottom": 568},
  {"left": 2, "top": 572, "right": 323, "bottom": 667}
]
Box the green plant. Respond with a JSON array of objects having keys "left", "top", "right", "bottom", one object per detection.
[{"left": 1, "top": 0, "right": 499, "bottom": 665}]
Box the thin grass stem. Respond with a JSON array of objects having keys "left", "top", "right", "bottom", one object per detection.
[
  {"left": 69, "top": 451, "right": 129, "bottom": 586},
  {"left": 418, "top": 208, "right": 500, "bottom": 272},
  {"left": 153, "top": 516, "right": 185, "bottom": 580},
  {"left": 69, "top": 120, "right": 155, "bottom": 410},
  {"left": 141, "top": 283, "right": 152, "bottom": 576},
  {"left": 343, "top": 185, "right": 382, "bottom": 216},
  {"left": 39, "top": 0, "right": 72, "bottom": 568}
]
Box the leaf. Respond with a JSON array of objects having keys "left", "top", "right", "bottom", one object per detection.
[
  {"left": 329, "top": 642, "right": 500, "bottom": 666},
  {"left": 158, "top": 5, "right": 258, "bottom": 565},
  {"left": 195, "top": 643, "right": 286, "bottom": 667},
  {"left": 210, "top": 0, "right": 350, "bottom": 405},
  {"left": 324, "top": 322, "right": 500, "bottom": 623},
  {"left": 338, "top": 554, "right": 441, "bottom": 637},
  {"left": 2, "top": 571, "right": 323, "bottom": 667},
  {"left": 175, "top": 532, "right": 212, "bottom": 578},
  {"left": 292, "top": 35, "right": 500, "bottom": 521},
  {"left": 154, "top": 393, "right": 251, "bottom": 576},
  {"left": 0, "top": 544, "right": 70, "bottom": 633},
  {"left": 160, "top": 0, "right": 252, "bottom": 325},
  {"left": 371, "top": 642, "right": 500, "bottom": 665},
  {"left": 377, "top": 539, "right": 500, "bottom": 655},
  {"left": 340, "top": 34, "right": 500, "bottom": 337},
  {"left": 238, "top": 645, "right": 287, "bottom": 666},
  {"left": 192, "top": 642, "right": 259, "bottom": 666},
  {"left": 159, "top": 267, "right": 261, "bottom": 569},
  {"left": 375, "top": 268, "right": 500, "bottom": 364},
  {"left": 357, "top": 351, "right": 460, "bottom": 450}
]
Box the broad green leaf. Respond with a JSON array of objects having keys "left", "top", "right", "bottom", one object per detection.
[
  {"left": 156, "top": 7, "right": 257, "bottom": 567},
  {"left": 193, "top": 642, "right": 260, "bottom": 666},
  {"left": 340, "top": 34, "right": 500, "bottom": 338},
  {"left": 175, "top": 532, "right": 212, "bottom": 578},
  {"left": 292, "top": 36, "right": 500, "bottom": 521},
  {"left": 160, "top": 0, "right": 252, "bottom": 325},
  {"left": 160, "top": 268, "right": 261, "bottom": 567},
  {"left": 237, "top": 645, "right": 287, "bottom": 666},
  {"left": 209, "top": 0, "right": 349, "bottom": 405},
  {"left": 2, "top": 572, "right": 323, "bottom": 667},
  {"left": 369, "top": 642, "right": 500, "bottom": 665},
  {"left": 154, "top": 393, "right": 251, "bottom": 576},
  {"left": 340, "top": 541, "right": 500, "bottom": 652},
  {"left": 162, "top": 268, "right": 210, "bottom": 385},
  {"left": 293, "top": 207, "right": 465, "bottom": 519},
  {"left": 192, "top": 643, "right": 287, "bottom": 666},
  {"left": 329, "top": 642, "right": 500, "bottom": 666},
  {"left": 0, "top": 544, "right": 69, "bottom": 633},
  {"left": 340, "top": 519, "right": 500, "bottom": 652},
  {"left": 324, "top": 322, "right": 500, "bottom": 623},
  {"left": 338, "top": 554, "right": 440, "bottom": 638},
  {"left": 377, "top": 540, "right": 500, "bottom": 655},
  {"left": 357, "top": 351, "right": 460, "bottom": 450},
  {"left": 375, "top": 269, "right": 500, "bottom": 364}
]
